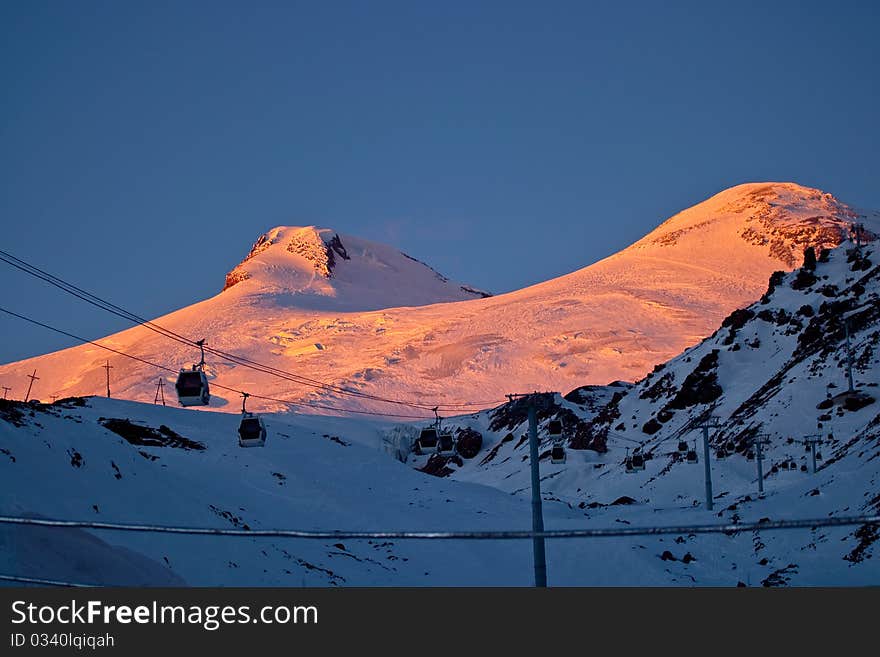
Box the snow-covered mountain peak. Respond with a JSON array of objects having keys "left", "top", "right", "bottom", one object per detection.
[
  {"left": 222, "top": 225, "right": 490, "bottom": 311},
  {"left": 2, "top": 183, "right": 877, "bottom": 415},
  {"left": 630, "top": 182, "right": 876, "bottom": 268}
]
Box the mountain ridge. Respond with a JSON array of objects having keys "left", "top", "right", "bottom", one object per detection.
[{"left": 1, "top": 182, "right": 877, "bottom": 414}]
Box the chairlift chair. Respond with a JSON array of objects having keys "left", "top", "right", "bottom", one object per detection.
[
  {"left": 175, "top": 339, "right": 210, "bottom": 406},
  {"left": 237, "top": 393, "right": 266, "bottom": 447}
]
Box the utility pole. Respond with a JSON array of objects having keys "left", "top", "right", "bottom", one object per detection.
[
  {"left": 803, "top": 434, "right": 822, "bottom": 474},
  {"left": 154, "top": 379, "right": 166, "bottom": 406},
  {"left": 24, "top": 370, "right": 39, "bottom": 403},
  {"left": 507, "top": 392, "right": 547, "bottom": 587},
  {"left": 695, "top": 416, "right": 723, "bottom": 511},
  {"left": 102, "top": 360, "right": 113, "bottom": 398},
  {"left": 750, "top": 433, "right": 770, "bottom": 496},
  {"left": 844, "top": 317, "right": 855, "bottom": 394},
  {"left": 50, "top": 395, "right": 58, "bottom": 403},
  {"left": 851, "top": 222, "right": 864, "bottom": 252},
  {"left": 841, "top": 305, "right": 871, "bottom": 394},
  {"left": 1, "top": 386, "right": 10, "bottom": 400}
]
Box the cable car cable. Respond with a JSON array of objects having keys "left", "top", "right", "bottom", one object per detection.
[{"left": 0, "top": 250, "right": 504, "bottom": 411}]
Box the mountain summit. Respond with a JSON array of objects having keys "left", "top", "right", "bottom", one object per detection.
[
  {"left": 222, "top": 225, "right": 490, "bottom": 311},
  {"left": 1, "top": 182, "right": 877, "bottom": 412}
]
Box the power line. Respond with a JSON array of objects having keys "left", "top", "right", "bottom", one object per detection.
[
  {"left": 0, "top": 573, "right": 92, "bottom": 588},
  {"left": 0, "top": 249, "right": 504, "bottom": 412},
  {"left": 0, "top": 513, "right": 875, "bottom": 541}
]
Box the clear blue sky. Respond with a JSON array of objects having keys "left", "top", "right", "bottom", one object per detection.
[{"left": 1, "top": 0, "right": 878, "bottom": 362}]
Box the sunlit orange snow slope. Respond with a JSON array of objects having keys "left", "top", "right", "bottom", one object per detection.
[{"left": 2, "top": 182, "right": 877, "bottom": 415}]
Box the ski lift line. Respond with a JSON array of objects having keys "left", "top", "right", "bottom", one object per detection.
[
  {"left": 0, "top": 306, "right": 180, "bottom": 376},
  {"left": 0, "top": 306, "right": 444, "bottom": 419},
  {"left": 0, "top": 514, "right": 876, "bottom": 541},
  {"left": 0, "top": 573, "right": 93, "bottom": 588},
  {"left": 0, "top": 251, "right": 504, "bottom": 412},
  {"left": 0, "top": 251, "right": 431, "bottom": 408}
]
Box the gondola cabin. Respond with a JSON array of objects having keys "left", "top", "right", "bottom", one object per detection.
[
  {"left": 238, "top": 413, "right": 267, "bottom": 448},
  {"left": 175, "top": 368, "right": 210, "bottom": 406},
  {"left": 686, "top": 447, "right": 699, "bottom": 464},
  {"left": 550, "top": 444, "right": 566, "bottom": 464},
  {"left": 437, "top": 432, "right": 455, "bottom": 455},
  {"left": 416, "top": 428, "right": 438, "bottom": 453},
  {"left": 677, "top": 440, "right": 689, "bottom": 454},
  {"left": 548, "top": 420, "right": 563, "bottom": 437},
  {"left": 631, "top": 451, "right": 645, "bottom": 471}
]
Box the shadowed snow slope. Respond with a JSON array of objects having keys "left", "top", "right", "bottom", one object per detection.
[
  {"left": 1, "top": 239, "right": 879, "bottom": 586},
  {"left": 1, "top": 183, "right": 877, "bottom": 415}
]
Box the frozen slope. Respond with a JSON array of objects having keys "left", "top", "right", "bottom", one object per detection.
[
  {"left": 2, "top": 241, "right": 880, "bottom": 586},
  {"left": 405, "top": 240, "right": 880, "bottom": 585},
  {"left": 1, "top": 183, "right": 877, "bottom": 415}
]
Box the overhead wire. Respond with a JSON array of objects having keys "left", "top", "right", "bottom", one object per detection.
[
  {"left": 0, "top": 513, "right": 875, "bottom": 541},
  {"left": 0, "top": 250, "right": 503, "bottom": 413},
  {"left": 0, "top": 305, "right": 438, "bottom": 419}
]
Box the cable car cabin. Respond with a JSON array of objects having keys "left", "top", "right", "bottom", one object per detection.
[
  {"left": 437, "top": 433, "right": 455, "bottom": 455},
  {"left": 677, "top": 440, "right": 689, "bottom": 453},
  {"left": 631, "top": 452, "right": 645, "bottom": 471},
  {"left": 238, "top": 413, "right": 267, "bottom": 448},
  {"left": 548, "top": 420, "right": 563, "bottom": 437},
  {"left": 686, "top": 448, "right": 698, "bottom": 464},
  {"left": 550, "top": 444, "right": 566, "bottom": 464},
  {"left": 175, "top": 369, "right": 210, "bottom": 406},
  {"left": 746, "top": 450, "right": 755, "bottom": 461},
  {"left": 416, "top": 428, "right": 438, "bottom": 453},
  {"left": 625, "top": 456, "right": 634, "bottom": 473}
]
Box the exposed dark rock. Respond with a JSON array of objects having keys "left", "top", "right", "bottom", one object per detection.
[
  {"left": 455, "top": 427, "right": 483, "bottom": 459},
  {"left": 460, "top": 285, "right": 492, "bottom": 298},
  {"left": 642, "top": 418, "right": 662, "bottom": 435},
  {"left": 843, "top": 393, "right": 876, "bottom": 412},
  {"left": 100, "top": 418, "right": 206, "bottom": 451},
  {"left": 802, "top": 246, "right": 817, "bottom": 271},
  {"left": 68, "top": 449, "right": 83, "bottom": 468},
  {"left": 418, "top": 453, "right": 463, "bottom": 478},
  {"left": 668, "top": 350, "right": 722, "bottom": 409}
]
